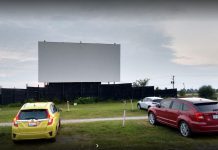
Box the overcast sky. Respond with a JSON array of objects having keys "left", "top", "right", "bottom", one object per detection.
[{"left": 0, "top": 0, "right": 218, "bottom": 90}]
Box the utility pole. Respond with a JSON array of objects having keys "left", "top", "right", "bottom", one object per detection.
[
  {"left": 171, "top": 75, "right": 175, "bottom": 89},
  {"left": 183, "top": 82, "right": 186, "bottom": 90}
]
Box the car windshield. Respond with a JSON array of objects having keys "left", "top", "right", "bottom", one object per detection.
[
  {"left": 194, "top": 102, "right": 218, "bottom": 112},
  {"left": 19, "top": 109, "right": 48, "bottom": 120},
  {"left": 153, "top": 99, "right": 162, "bottom": 103}
]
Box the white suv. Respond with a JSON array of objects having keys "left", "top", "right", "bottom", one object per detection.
[{"left": 137, "top": 97, "right": 163, "bottom": 110}]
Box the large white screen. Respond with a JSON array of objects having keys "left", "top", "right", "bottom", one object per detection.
[{"left": 38, "top": 41, "right": 120, "bottom": 82}]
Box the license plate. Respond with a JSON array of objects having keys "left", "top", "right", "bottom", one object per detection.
[
  {"left": 213, "top": 115, "right": 218, "bottom": 119},
  {"left": 28, "top": 122, "right": 37, "bottom": 127}
]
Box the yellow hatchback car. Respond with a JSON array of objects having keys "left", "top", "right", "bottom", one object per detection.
[{"left": 12, "top": 102, "right": 61, "bottom": 142}]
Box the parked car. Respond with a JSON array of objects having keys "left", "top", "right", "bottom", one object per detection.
[
  {"left": 137, "top": 97, "right": 163, "bottom": 110},
  {"left": 148, "top": 97, "right": 218, "bottom": 137},
  {"left": 12, "top": 102, "right": 61, "bottom": 142}
]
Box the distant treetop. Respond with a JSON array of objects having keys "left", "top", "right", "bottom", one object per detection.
[{"left": 132, "top": 78, "right": 150, "bottom": 87}]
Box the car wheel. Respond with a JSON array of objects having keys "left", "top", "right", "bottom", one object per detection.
[
  {"left": 59, "top": 119, "right": 61, "bottom": 128},
  {"left": 137, "top": 104, "right": 141, "bottom": 110},
  {"left": 56, "top": 126, "right": 59, "bottom": 134},
  {"left": 179, "top": 121, "right": 191, "bottom": 137},
  {"left": 50, "top": 137, "right": 56, "bottom": 143},
  {"left": 147, "top": 106, "right": 151, "bottom": 110},
  {"left": 148, "top": 112, "right": 157, "bottom": 125},
  {"left": 12, "top": 140, "right": 19, "bottom": 144}
]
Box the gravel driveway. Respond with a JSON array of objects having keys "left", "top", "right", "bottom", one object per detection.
[{"left": 0, "top": 116, "right": 148, "bottom": 127}]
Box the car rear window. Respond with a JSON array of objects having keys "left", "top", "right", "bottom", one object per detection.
[
  {"left": 19, "top": 109, "right": 48, "bottom": 120},
  {"left": 194, "top": 102, "right": 218, "bottom": 112},
  {"left": 153, "top": 99, "right": 162, "bottom": 103}
]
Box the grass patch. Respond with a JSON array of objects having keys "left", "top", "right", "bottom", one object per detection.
[
  {"left": 1, "top": 120, "right": 218, "bottom": 149},
  {"left": 0, "top": 101, "right": 146, "bottom": 122}
]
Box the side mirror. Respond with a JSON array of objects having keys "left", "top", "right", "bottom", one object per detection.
[{"left": 156, "top": 104, "right": 161, "bottom": 108}]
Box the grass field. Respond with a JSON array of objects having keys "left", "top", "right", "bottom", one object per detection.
[
  {"left": 1, "top": 120, "right": 218, "bottom": 150},
  {"left": 0, "top": 101, "right": 146, "bottom": 122}
]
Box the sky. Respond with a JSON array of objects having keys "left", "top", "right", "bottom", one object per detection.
[{"left": 0, "top": 0, "right": 218, "bottom": 90}]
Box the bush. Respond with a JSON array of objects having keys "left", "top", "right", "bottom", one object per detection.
[
  {"left": 53, "top": 97, "right": 61, "bottom": 104},
  {"left": 198, "top": 85, "right": 215, "bottom": 99},
  {"left": 7, "top": 102, "right": 22, "bottom": 107},
  {"left": 24, "top": 98, "right": 35, "bottom": 103},
  {"left": 74, "top": 97, "right": 99, "bottom": 104},
  {"left": 38, "top": 98, "right": 48, "bottom": 102}
]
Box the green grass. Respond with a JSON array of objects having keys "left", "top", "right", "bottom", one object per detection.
[
  {"left": 0, "top": 101, "right": 146, "bottom": 122},
  {"left": 1, "top": 120, "right": 218, "bottom": 149},
  {"left": 0, "top": 107, "right": 20, "bottom": 123}
]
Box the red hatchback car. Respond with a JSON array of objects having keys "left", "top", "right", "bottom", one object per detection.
[{"left": 148, "top": 97, "right": 218, "bottom": 137}]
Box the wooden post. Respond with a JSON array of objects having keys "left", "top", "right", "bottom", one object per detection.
[
  {"left": 131, "top": 99, "right": 134, "bottom": 111},
  {"left": 67, "top": 101, "right": 70, "bottom": 111},
  {"left": 122, "top": 109, "right": 126, "bottom": 127},
  {"left": 122, "top": 100, "right": 126, "bottom": 127}
]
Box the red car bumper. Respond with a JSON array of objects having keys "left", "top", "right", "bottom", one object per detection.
[{"left": 190, "top": 121, "right": 218, "bottom": 133}]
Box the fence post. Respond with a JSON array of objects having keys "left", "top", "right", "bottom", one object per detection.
[
  {"left": 67, "top": 101, "right": 70, "bottom": 111},
  {"left": 122, "top": 100, "right": 126, "bottom": 127},
  {"left": 131, "top": 99, "right": 134, "bottom": 111},
  {"left": 122, "top": 109, "right": 126, "bottom": 127}
]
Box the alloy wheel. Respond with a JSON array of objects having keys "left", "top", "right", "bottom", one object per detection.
[
  {"left": 180, "top": 122, "right": 190, "bottom": 137},
  {"left": 149, "top": 113, "right": 156, "bottom": 125}
]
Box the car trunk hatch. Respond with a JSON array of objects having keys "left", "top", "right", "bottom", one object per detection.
[
  {"left": 17, "top": 109, "right": 48, "bottom": 133},
  {"left": 194, "top": 102, "right": 218, "bottom": 125},
  {"left": 203, "top": 112, "right": 218, "bottom": 125}
]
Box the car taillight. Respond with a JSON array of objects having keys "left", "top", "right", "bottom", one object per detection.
[
  {"left": 195, "top": 112, "right": 205, "bottom": 121},
  {"left": 13, "top": 113, "right": 20, "bottom": 127},
  {"left": 47, "top": 110, "right": 53, "bottom": 125},
  {"left": 48, "top": 118, "right": 53, "bottom": 125}
]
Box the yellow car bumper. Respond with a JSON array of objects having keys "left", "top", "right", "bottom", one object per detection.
[
  {"left": 12, "top": 126, "right": 57, "bottom": 140},
  {"left": 12, "top": 131, "right": 55, "bottom": 140}
]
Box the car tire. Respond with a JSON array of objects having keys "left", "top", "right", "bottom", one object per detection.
[
  {"left": 147, "top": 106, "right": 151, "bottom": 110},
  {"left": 12, "top": 140, "right": 19, "bottom": 144},
  {"left": 137, "top": 104, "right": 141, "bottom": 110},
  {"left": 148, "top": 112, "right": 157, "bottom": 125},
  {"left": 179, "top": 121, "right": 191, "bottom": 137},
  {"left": 50, "top": 137, "right": 56, "bottom": 143},
  {"left": 59, "top": 119, "right": 61, "bottom": 128},
  {"left": 56, "top": 125, "right": 59, "bottom": 134}
]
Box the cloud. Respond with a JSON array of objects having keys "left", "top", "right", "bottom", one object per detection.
[
  {"left": 0, "top": 50, "right": 37, "bottom": 62},
  {"left": 163, "top": 20, "right": 218, "bottom": 66},
  {"left": 0, "top": 73, "right": 8, "bottom": 78}
]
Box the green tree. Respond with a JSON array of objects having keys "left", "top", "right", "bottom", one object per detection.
[
  {"left": 132, "top": 78, "right": 150, "bottom": 87},
  {"left": 198, "top": 85, "right": 215, "bottom": 99},
  {"left": 179, "top": 89, "right": 186, "bottom": 97}
]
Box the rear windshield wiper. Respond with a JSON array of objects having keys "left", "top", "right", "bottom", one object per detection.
[{"left": 213, "top": 109, "right": 218, "bottom": 111}]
